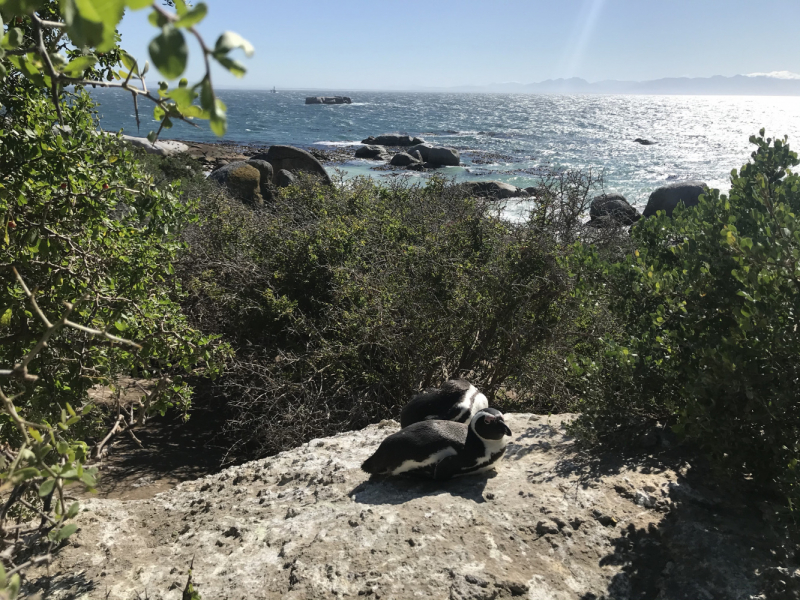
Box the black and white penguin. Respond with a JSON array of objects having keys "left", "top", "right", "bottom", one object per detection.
[
  {"left": 361, "top": 408, "right": 512, "bottom": 480},
  {"left": 399, "top": 379, "right": 489, "bottom": 428}
]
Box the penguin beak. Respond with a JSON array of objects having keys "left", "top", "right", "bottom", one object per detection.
[{"left": 502, "top": 423, "right": 512, "bottom": 437}]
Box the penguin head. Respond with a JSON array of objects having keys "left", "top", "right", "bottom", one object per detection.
[{"left": 470, "top": 408, "right": 512, "bottom": 440}]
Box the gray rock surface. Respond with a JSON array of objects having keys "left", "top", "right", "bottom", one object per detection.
[
  {"left": 408, "top": 143, "right": 461, "bottom": 166},
  {"left": 361, "top": 134, "right": 425, "bottom": 147},
  {"left": 390, "top": 152, "right": 421, "bottom": 167},
  {"left": 589, "top": 193, "right": 640, "bottom": 226},
  {"left": 122, "top": 135, "right": 188, "bottom": 156},
  {"left": 27, "top": 414, "right": 787, "bottom": 600},
  {"left": 276, "top": 169, "right": 296, "bottom": 188},
  {"left": 463, "top": 181, "right": 528, "bottom": 199},
  {"left": 252, "top": 145, "right": 333, "bottom": 186},
  {"left": 643, "top": 180, "right": 708, "bottom": 218},
  {"left": 355, "top": 145, "right": 390, "bottom": 160}
]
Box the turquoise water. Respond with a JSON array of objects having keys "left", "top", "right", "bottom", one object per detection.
[{"left": 91, "top": 89, "right": 800, "bottom": 209}]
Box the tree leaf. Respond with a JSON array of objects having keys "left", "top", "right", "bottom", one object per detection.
[
  {"left": 148, "top": 25, "right": 188, "bottom": 80},
  {"left": 61, "top": 0, "right": 125, "bottom": 53},
  {"left": 174, "top": 2, "right": 206, "bottom": 29},
  {"left": 38, "top": 478, "right": 56, "bottom": 497},
  {"left": 62, "top": 54, "right": 98, "bottom": 77},
  {"left": 213, "top": 31, "right": 254, "bottom": 58},
  {"left": 215, "top": 55, "right": 245, "bottom": 78}
]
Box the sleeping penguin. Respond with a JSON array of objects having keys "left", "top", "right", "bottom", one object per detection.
[
  {"left": 400, "top": 379, "right": 489, "bottom": 428},
  {"left": 361, "top": 408, "right": 512, "bottom": 480}
]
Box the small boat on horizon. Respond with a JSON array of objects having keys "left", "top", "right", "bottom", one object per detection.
[{"left": 271, "top": 86, "right": 277, "bottom": 93}]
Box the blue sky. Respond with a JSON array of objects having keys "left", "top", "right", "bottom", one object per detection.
[{"left": 118, "top": 0, "right": 800, "bottom": 90}]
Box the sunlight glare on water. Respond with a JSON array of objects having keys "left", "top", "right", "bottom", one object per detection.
[{"left": 92, "top": 89, "right": 800, "bottom": 209}]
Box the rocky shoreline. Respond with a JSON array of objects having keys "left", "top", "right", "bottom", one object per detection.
[{"left": 146, "top": 137, "right": 709, "bottom": 225}]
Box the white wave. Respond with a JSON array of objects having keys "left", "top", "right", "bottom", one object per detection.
[
  {"left": 314, "top": 140, "right": 363, "bottom": 147},
  {"left": 745, "top": 71, "right": 800, "bottom": 80}
]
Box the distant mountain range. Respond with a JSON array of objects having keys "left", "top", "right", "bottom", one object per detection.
[{"left": 426, "top": 75, "right": 800, "bottom": 95}]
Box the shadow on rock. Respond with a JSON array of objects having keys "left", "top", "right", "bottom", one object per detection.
[
  {"left": 23, "top": 570, "right": 96, "bottom": 599},
  {"left": 556, "top": 441, "right": 799, "bottom": 600},
  {"left": 348, "top": 472, "right": 493, "bottom": 506}
]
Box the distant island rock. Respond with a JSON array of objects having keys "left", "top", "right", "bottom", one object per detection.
[
  {"left": 634, "top": 138, "right": 658, "bottom": 145},
  {"left": 306, "top": 96, "right": 352, "bottom": 105}
]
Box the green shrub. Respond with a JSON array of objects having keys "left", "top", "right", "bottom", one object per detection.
[
  {"left": 179, "top": 171, "right": 614, "bottom": 457},
  {"left": 573, "top": 131, "right": 800, "bottom": 503}
]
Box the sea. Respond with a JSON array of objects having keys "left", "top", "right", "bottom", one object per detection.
[{"left": 90, "top": 89, "right": 800, "bottom": 210}]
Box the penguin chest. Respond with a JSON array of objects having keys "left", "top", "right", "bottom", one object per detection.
[
  {"left": 391, "top": 446, "right": 458, "bottom": 476},
  {"left": 459, "top": 439, "right": 508, "bottom": 475}
]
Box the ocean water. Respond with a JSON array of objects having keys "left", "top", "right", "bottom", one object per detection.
[{"left": 91, "top": 89, "right": 800, "bottom": 209}]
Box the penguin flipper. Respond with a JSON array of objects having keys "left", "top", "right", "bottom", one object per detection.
[{"left": 433, "top": 455, "right": 459, "bottom": 481}]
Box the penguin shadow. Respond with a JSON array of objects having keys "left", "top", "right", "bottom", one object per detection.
[{"left": 348, "top": 471, "right": 496, "bottom": 505}]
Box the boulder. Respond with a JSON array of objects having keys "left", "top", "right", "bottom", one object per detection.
[
  {"left": 463, "top": 180, "right": 528, "bottom": 199},
  {"left": 306, "top": 96, "right": 352, "bottom": 105},
  {"left": 276, "top": 169, "right": 296, "bottom": 188},
  {"left": 361, "top": 134, "right": 425, "bottom": 147},
  {"left": 121, "top": 135, "right": 188, "bottom": 157},
  {"left": 407, "top": 143, "right": 460, "bottom": 166},
  {"left": 251, "top": 145, "right": 333, "bottom": 186},
  {"left": 355, "top": 145, "right": 390, "bottom": 160},
  {"left": 208, "top": 161, "right": 263, "bottom": 205},
  {"left": 408, "top": 148, "right": 423, "bottom": 162},
  {"left": 643, "top": 181, "right": 708, "bottom": 218},
  {"left": 246, "top": 159, "right": 275, "bottom": 200},
  {"left": 589, "top": 193, "right": 640, "bottom": 226},
  {"left": 28, "top": 413, "right": 782, "bottom": 600},
  {"left": 390, "top": 152, "right": 421, "bottom": 167}
]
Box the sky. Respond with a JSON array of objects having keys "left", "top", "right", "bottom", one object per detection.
[{"left": 118, "top": 0, "right": 800, "bottom": 90}]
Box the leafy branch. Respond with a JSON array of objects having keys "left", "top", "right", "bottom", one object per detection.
[
  {"left": 0, "top": 268, "right": 144, "bottom": 599},
  {"left": 0, "top": 0, "right": 253, "bottom": 141}
]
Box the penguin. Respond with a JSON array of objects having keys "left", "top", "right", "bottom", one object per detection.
[
  {"left": 399, "top": 379, "right": 489, "bottom": 428},
  {"left": 361, "top": 408, "right": 512, "bottom": 480}
]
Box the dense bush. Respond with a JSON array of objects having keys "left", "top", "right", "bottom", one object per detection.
[
  {"left": 573, "top": 131, "right": 800, "bottom": 503},
  {"left": 179, "top": 171, "right": 615, "bottom": 456},
  {"left": 0, "top": 90, "right": 227, "bottom": 591}
]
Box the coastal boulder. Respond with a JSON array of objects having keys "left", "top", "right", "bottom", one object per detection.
[
  {"left": 245, "top": 159, "right": 275, "bottom": 201},
  {"left": 252, "top": 145, "right": 333, "bottom": 186},
  {"left": 361, "top": 134, "right": 425, "bottom": 147},
  {"left": 276, "top": 169, "right": 296, "bottom": 188},
  {"left": 208, "top": 162, "right": 263, "bottom": 205},
  {"left": 408, "top": 143, "right": 460, "bottom": 166},
  {"left": 426, "top": 146, "right": 460, "bottom": 166},
  {"left": 643, "top": 181, "right": 708, "bottom": 218},
  {"left": 390, "top": 152, "right": 421, "bottom": 167},
  {"left": 462, "top": 181, "right": 528, "bottom": 199},
  {"left": 589, "top": 193, "right": 640, "bottom": 226},
  {"left": 355, "top": 145, "right": 390, "bottom": 160}
]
